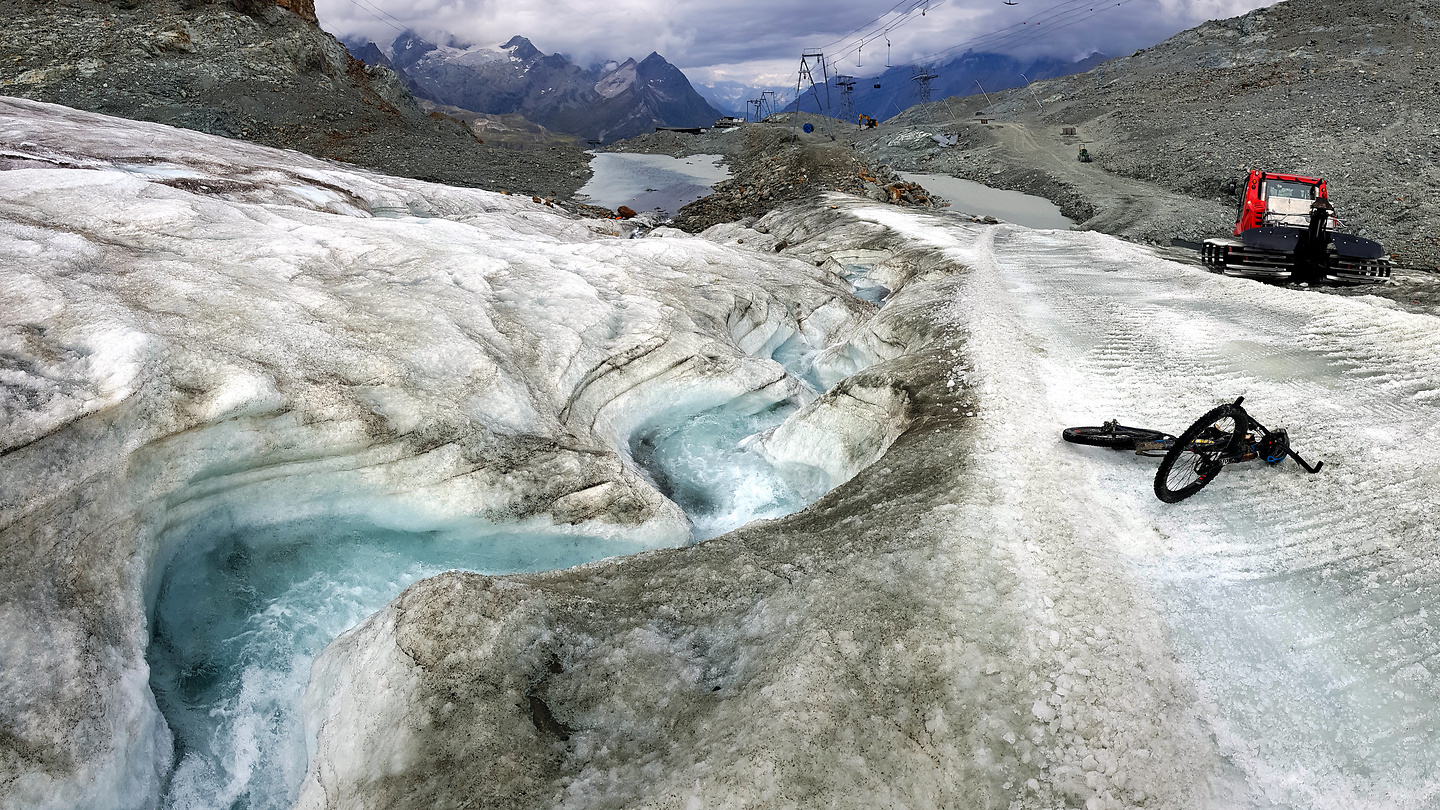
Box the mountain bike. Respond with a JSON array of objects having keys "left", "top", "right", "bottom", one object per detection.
[{"left": 1062, "top": 397, "right": 1324, "bottom": 503}]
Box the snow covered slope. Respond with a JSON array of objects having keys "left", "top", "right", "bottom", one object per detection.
[{"left": 0, "top": 96, "right": 890, "bottom": 809}]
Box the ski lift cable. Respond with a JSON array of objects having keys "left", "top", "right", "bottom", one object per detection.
[
  {"left": 981, "top": 0, "right": 1140, "bottom": 51},
  {"left": 941, "top": 0, "right": 1144, "bottom": 61},
  {"left": 921, "top": 0, "right": 1143, "bottom": 63},
  {"left": 827, "top": 0, "right": 1092, "bottom": 72},
  {"left": 909, "top": 0, "right": 1109, "bottom": 62},
  {"left": 922, "top": 0, "right": 1111, "bottom": 59},
  {"left": 858, "top": 2, "right": 946, "bottom": 53},
  {"left": 911, "top": 0, "right": 1140, "bottom": 65},
  {"left": 825, "top": 2, "right": 947, "bottom": 68},
  {"left": 818, "top": 0, "right": 922, "bottom": 50},
  {"left": 817, "top": 0, "right": 935, "bottom": 52},
  {"left": 821, "top": 0, "right": 946, "bottom": 67}
]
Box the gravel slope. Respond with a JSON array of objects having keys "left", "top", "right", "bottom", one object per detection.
[{"left": 858, "top": 0, "right": 1440, "bottom": 271}]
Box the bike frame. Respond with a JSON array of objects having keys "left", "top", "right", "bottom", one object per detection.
[{"left": 1129, "top": 397, "right": 1323, "bottom": 473}]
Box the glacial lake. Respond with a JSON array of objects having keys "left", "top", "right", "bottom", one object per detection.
[
  {"left": 577, "top": 152, "right": 730, "bottom": 216},
  {"left": 900, "top": 172, "right": 1075, "bottom": 230}
]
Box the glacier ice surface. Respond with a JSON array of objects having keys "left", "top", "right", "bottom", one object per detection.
[{"left": 0, "top": 97, "right": 893, "bottom": 810}]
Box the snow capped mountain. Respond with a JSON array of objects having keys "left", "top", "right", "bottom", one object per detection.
[{"left": 347, "top": 33, "right": 721, "bottom": 144}]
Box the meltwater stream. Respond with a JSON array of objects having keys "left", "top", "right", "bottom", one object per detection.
[
  {"left": 149, "top": 515, "right": 665, "bottom": 810},
  {"left": 145, "top": 242, "right": 893, "bottom": 808},
  {"left": 148, "top": 370, "right": 847, "bottom": 808},
  {"left": 631, "top": 400, "right": 828, "bottom": 541}
]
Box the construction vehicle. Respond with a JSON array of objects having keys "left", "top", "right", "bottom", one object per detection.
[
  {"left": 1201, "top": 170, "right": 1390, "bottom": 285},
  {"left": 858, "top": 114, "right": 878, "bottom": 128},
  {"left": 1077, "top": 147, "right": 1092, "bottom": 163}
]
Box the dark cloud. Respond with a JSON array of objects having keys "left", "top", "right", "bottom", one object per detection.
[{"left": 316, "top": 0, "right": 1278, "bottom": 84}]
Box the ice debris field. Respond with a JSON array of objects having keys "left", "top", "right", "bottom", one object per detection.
[{"left": 2, "top": 95, "right": 1439, "bottom": 810}]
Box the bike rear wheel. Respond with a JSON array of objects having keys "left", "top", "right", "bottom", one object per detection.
[
  {"left": 1154, "top": 404, "right": 1242, "bottom": 503},
  {"left": 1063, "top": 423, "right": 1171, "bottom": 450}
]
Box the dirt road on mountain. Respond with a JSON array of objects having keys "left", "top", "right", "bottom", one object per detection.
[{"left": 860, "top": 111, "right": 1237, "bottom": 246}]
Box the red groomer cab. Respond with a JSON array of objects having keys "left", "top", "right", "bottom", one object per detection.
[{"left": 1201, "top": 170, "right": 1390, "bottom": 285}]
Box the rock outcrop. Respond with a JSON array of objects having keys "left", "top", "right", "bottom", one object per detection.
[{"left": 610, "top": 119, "right": 947, "bottom": 233}]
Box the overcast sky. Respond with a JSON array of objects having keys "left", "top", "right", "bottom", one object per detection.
[{"left": 315, "top": 0, "right": 1279, "bottom": 86}]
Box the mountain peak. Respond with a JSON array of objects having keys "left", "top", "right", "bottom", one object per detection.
[
  {"left": 503, "top": 36, "right": 541, "bottom": 60},
  {"left": 384, "top": 32, "right": 720, "bottom": 142},
  {"left": 388, "top": 31, "right": 437, "bottom": 71}
]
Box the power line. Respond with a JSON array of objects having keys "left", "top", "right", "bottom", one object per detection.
[{"left": 344, "top": 0, "right": 410, "bottom": 36}]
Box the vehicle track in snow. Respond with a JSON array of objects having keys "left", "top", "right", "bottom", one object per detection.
[{"left": 855, "top": 206, "right": 1440, "bottom": 808}]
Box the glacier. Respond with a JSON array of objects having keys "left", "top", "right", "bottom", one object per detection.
[
  {"left": 0, "top": 96, "right": 904, "bottom": 809},
  {"left": 5, "top": 91, "right": 1440, "bottom": 810}
]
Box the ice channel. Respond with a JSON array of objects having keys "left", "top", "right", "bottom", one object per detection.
[
  {"left": 145, "top": 292, "right": 869, "bottom": 809},
  {"left": 148, "top": 512, "right": 664, "bottom": 810}
]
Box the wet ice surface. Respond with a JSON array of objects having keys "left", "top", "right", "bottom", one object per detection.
[
  {"left": 150, "top": 517, "right": 656, "bottom": 810},
  {"left": 143, "top": 404, "right": 834, "bottom": 808},
  {"left": 855, "top": 209, "right": 1440, "bottom": 807},
  {"left": 631, "top": 401, "right": 828, "bottom": 541},
  {"left": 576, "top": 152, "right": 729, "bottom": 215},
  {"left": 900, "top": 171, "right": 1074, "bottom": 230}
]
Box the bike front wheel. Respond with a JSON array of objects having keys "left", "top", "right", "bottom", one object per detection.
[
  {"left": 1063, "top": 423, "right": 1172, "bottom": 450},
  {"left": 1154, "top": 404, "right": 1242, "bottom": 503}
]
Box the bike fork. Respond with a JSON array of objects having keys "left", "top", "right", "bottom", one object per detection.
[{"left": 1286, "top": 449, "right": 1324, "bottom": 474}]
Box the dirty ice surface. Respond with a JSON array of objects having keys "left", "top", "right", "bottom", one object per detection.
[
  {"left": 851, "top": 206, "right": 1440, "bottom": 808},
  {"left": 0, "top": 98, "right": 855, "bottom": 810},
  {"left": 577, "top": 152, "right": 729, "bottom": 215},
  {"left": 900, "top": 171, "right": 1073, "bottom": 229}
]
